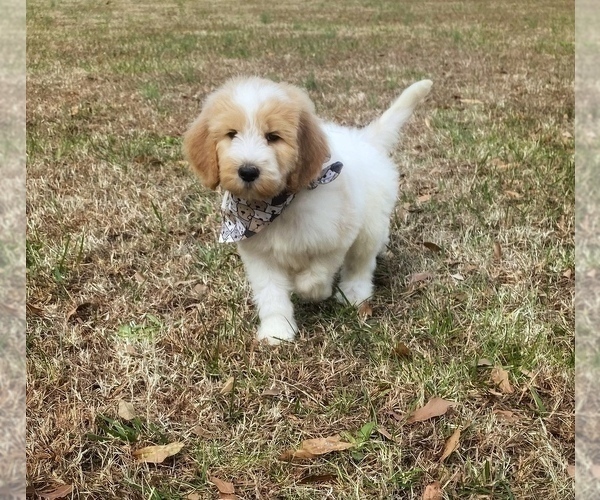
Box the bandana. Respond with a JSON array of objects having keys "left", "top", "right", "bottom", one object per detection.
[{"left": 219, "top": 159, "right": 343, "bottom": 243}]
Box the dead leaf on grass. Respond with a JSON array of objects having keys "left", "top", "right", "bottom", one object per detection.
[
  {"left": 262, "top": 385, "right": 282, "bottom": 397},
  {"left": 440, "top": 427, "right": 461, "bottom": 462},
  {"left": 388, "top": 410, "right": 403, "bottom": 422},
  {"left": 38, "top": 484, "right": 73, "bottom": 499},
  {"left": 493, "top": 410, "right": 519, "bottom": 423},
  {"left": 133, "top": 271, "right": 146, "bottom": 284},
  {"left": 66, "top": 302, "right": 96, "bottom": 322},
  {"left": 377, "top": 426, "right": 396, "bottom": 442},
  {"left": 423, "top": 241, "right": 442, "bottom": 253},
  {"left": 279, "top": 435, "right": 354, "bottom": 461},
  {"left": 392, "top": 342, "right": 412, "bottom": 360},
  {"left": 27, "top": 302, "right": 45, "bottom": 317},
  {"left": 118, "top": 400, "right": 136, "bottom": 421},
  {"left": 187, "top": 494, "right": 200, "bottom": 500},
  {"left": 450, "top": 273, "right": 464, "bottom": 281},
  {"left": 407, "top": 397, "right": 455, "bottom": 423},
  {"left": 191, "top": 425, "right": 213, "bottom": 438},
  {"left": 133, "top": 442, "right": 184, "bottom": 463},
  {"left": 417, "top": 194, "right": 432, "bottom": 203},
  {"left": 220, "top": 376, "right": 235, "bottom": 394},
  {"left": 504, "top": 190, "right": 523, "bottom": 199},
  {"left": 422, "top": 481, "right": 443, "bottom": 500},
  {"left": 562, "top": 268, "right": 572, "bottom": 279},
  {"left": 493, "top": 241, "right": 502, "bottom": 261},
  {"left": 209, "top": 475, "right": 235, "bottom": 495},
  {"left": 567, "top": 464, "right": 575, "bottom": 478},
  {"left": 491, "top": 366, "right": 514, "bottom": 394},
  {"left": 358, "top": 301, "right": 373, "bottom": 318},
  {"left": 408, "top": 272, "right": 433, "bottom": 284}
]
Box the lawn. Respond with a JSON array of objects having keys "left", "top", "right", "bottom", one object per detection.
[{"left": 26, "top": 1, "right": 574, "bottom": 498}]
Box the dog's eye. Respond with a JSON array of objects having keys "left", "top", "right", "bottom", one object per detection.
[
  {"left": 226, "top": 130, "right": 237, "bottom": 139},
  {"left": 265, "top": 132, "right": 281, "bottom": 143}
]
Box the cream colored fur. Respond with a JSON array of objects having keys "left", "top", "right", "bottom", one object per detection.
[{"left": 184, "top": 77, "right": 432, "bottom": 344}]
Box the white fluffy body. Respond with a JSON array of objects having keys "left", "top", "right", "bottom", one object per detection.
[{"left": 184, "top": 77, "right": 432, "bottom": 344}]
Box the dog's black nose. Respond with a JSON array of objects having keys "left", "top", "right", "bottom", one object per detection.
[{"left": 238, "top": 165, "right": 260, "bottom": 183}]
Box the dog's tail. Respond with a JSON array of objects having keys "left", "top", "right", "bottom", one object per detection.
[{"left": 362, "top": 79, "right": 433, "bottom": 153}]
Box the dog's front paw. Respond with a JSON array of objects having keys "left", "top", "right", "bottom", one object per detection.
[{"left": 256, "top": 316, "right": 298, "bottom": 345}]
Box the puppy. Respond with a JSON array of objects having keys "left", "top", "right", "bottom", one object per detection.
[{"left": 184, "top": 77, "right": 432, "bottom": 344}]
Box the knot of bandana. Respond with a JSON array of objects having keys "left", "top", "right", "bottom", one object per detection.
[{"left": 219, "top": 159, "right": 343, "bottom": 243}]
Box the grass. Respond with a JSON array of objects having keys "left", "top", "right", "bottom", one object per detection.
[{"left": 26, "top": 0, "right": 573, "bottom": 498}]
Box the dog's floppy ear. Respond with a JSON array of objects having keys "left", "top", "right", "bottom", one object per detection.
[
  {"left": 286, "top": 91, "right": 329, "bottom": 193},
  {"left": 286, "top": 85, "right": 329, "bottom": 193},
  {"left": 183, "top": 112, "right": 220, "bottom": 190}
]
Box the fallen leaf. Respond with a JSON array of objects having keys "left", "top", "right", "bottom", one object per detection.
[
  {"left": 220, "top": 376, "right": 235, "bottom": 394},
  {"left": 493, "top": 241, "right": 502, "bottom": 261},
  {"left": 491, "top": 366, "right": 514, "bottom": 394},
  {"left": 417, "top": 194, "right": 432, "bottom": 203},
  {"left": 377, "top": 426, "right": 395, "bottom": 442},
  {"left": 520, "top": 367, "right": 534, "bottom": 378},
  {"left": 187, "top": 494, "right": 200, "bottom": 500},
  {"left": 440, "top": 427, "right": 461, "bottom": 462},
  {"left": 392, "top": 342, "right": 412, "bottom": 360},
  {"left": 66, "top": 302, "right": 96, "bottom": 322},
  {"left": 407, "top": 397, "right": 455, "bottom": 423},
  {"left": 301, "top": 435, "right": 354, "bottom": 455},
  {"left": 298, "top": 474, "right": 337, "bottom": 484},
  {"left": 388, "top": 410, "right": 403, "bottom": 422},
  {"left": 118, "top": 400, "right": 136, "bottom": 421},
  {"left": 567, "top": 464, "right": 575, "bottom": 478},
  {"left": 477, "top": 358, "right": 492, "bottom": 367},
  {"left": 38, "top": 484, "right": 73, "bottom": 500},
  {"left": 27, "top": 303, "right": 45, "bottom": 317},
  {"left": 209, "top": 475, "right": 235, "bottom": 495},
  {"left": 493, "top": 409, "right": 519, "bottom": 423},
  {"left": 280, "top": 435, "right": 354, "bottom": 461},
  {"left": 191, "top": 425, "right": 213, "bottom": 438},
  {"left": 504, "top": 190, "right": 523, "bottom": 199},
  {"left": 423, "top": 241, "right": 442, "bottom": 253},
  {"left": 262, "top": 385, "right": 282, "bottom": 397},
  {"left": 133, "top": 442, "right": 184, "bottom": 463},
  {"left": 408, "top": 272, "right": 433, "bottom": 284},
  {"left": 563, "top": 268, "right": 572, "bottom": 279},
  {"left": 193, "top": 283, "right": 208, "bottom": 296},
  {"left": 358, "top": 302, "right": 373, "bottom": 318},
  {"left": 422, "top": 481, "right": 443, "bottom": 500},
  {"left": 133, "top": 271, "right": 146, "bottom": 284},
  {"left": 450, "top": 273, "right": 464, "bottom": 281}
]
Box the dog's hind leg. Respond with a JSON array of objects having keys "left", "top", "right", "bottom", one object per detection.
[
  {"left": 336, "top": 234, "right": 380, "bottom": 306},
  {"left": 294, "top": 251, "right": 345, "bottom": 302}
]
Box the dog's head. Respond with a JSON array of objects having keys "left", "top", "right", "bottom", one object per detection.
[{"left": 183, "top": 77, "right": 329, "bottom": 200}]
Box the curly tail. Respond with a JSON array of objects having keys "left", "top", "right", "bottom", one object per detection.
[{"left": 362, "top": 79, "right": 433, "bottom": 153}]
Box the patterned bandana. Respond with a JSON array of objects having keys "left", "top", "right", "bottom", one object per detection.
[{"left": 219, "top": 159, "right": 343, "bottom": 243}]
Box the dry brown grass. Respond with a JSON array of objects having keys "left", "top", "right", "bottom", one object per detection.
[{"left": 27, "top": 1, "right": 573, "bottom": 498}]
